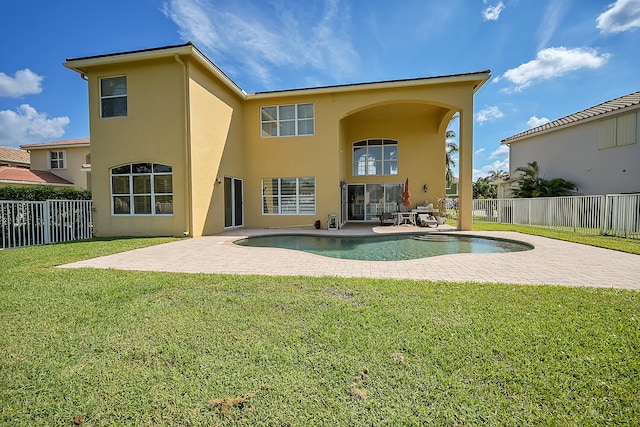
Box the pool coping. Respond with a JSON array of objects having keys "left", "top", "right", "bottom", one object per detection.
[{"left": 60, "top": 224, "right": 640, "bottom": 290}]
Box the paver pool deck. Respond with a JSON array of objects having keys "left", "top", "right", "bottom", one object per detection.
[{"left": 61, "top": 224, "right": 640, "bottom": 291}]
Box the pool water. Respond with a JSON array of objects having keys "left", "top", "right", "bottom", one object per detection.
[{"left": 234, "top": 233, "right": 533, "bottom": 261}]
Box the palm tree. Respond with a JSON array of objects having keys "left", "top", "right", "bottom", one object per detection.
[
  {"left": 445, "top": 130, "right": 458, "bottom": 187},
  {"left": 488, "top": 170, "right": 509, "bottom": 182},
  {"left": 473, "top": 176, "right": 497, "bottom": 199},
  {"left": 511, "top": 161, "right": 578, "bottom": 198}
]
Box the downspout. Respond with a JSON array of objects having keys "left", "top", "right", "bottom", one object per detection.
[{"left": 174, "top": 54, "right": 192, "bottom": 236}]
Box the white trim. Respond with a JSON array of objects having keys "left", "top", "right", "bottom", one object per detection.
[
  {"left": 260, "top": 103, "right": 315, "bottom": 138},
  {"left": 110, "top": 163, "right": 173, "bottom": 216},
  {"left": 49, "top": 150, "right": 66, "bottom": 170},
  {"left": 262, "top": 177, "right": 316, "bottom": 215}
]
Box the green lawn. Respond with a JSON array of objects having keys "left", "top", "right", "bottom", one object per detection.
[
  {"left": 471, "top": 221, "right": 640, "bottom": 255},
  {"left": 1, "top": 238, "right": 639, "bottom": 426}
]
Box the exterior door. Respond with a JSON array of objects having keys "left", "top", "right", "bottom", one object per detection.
[
  {"left": 347, "top": 184, "right": 365, "bottom": 221},
  {"left": 224, "top": 177, "right": 243, "bottom": 228}
]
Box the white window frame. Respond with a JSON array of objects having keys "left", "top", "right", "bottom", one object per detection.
[
  {"left": 352, "top": 139, "right": 398, "bottom": 176},
  {"left": 110, "top": 163, "right": 173, "bottom": 216},
  {"left": 262, "top": 177, "right": 316, "bottom": 215},
  {"left": 100, "top": 75, "right": 128, "bottom": 118},
  {"left": 260, "top": 103, "right": 314, "bottom": 137},
  {"left": 49, "top": 150, "right": 66, "bottom": 169}
]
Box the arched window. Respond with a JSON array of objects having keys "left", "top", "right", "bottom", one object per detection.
[
  {"left": 110, "top": 163, "right": 173, "bottom": 216},
  {"left": 353, "top": 139, "right": 398, "bottom": 176}
]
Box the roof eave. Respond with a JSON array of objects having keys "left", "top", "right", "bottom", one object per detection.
[
  {"left": 248, "top": 71, "right": 492, "bottom": 100},
  {"left": 64, "top": 43, "right": 247, "bottom": 99},
  {"left": 20, "top": 142, "right": 91, "bottom": 150},
  {"left": 0, "top": 179, "right": 75, "bottom": 187},
  {"left": 501, "top": 104, "right": 640, "bottom": 145}
]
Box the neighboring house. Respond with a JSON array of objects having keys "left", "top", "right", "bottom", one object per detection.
[
  {"left": 20, "top": 138, "right": 91, "bottom": 190},
  {"left": 0, "top": 144, "right": 77, "bottom": 189},
  {"left": 0, "top": 146, "right": 30, "bottom": 168},
  {"left": 502, "top": 90, "right": 640, "bottom": 196},
  {"left": 64, "top": 42, "right": 490, "bottom": 237}
]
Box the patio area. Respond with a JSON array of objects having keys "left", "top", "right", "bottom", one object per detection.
[{"left": 61, "top": 224, "right": 640, "bottom": 290}]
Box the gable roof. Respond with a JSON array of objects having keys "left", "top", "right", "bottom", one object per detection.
[
  {"left": 502, "top": 90, "right": 640, "bottom": 144},
  {"left": 20, "top": 137, "right": 90, "bottom": 150},
  {"left": 64, "top": 42, "right": 491, "bottom": 100},
  {"left": 0, "top": 167, "right": 73, "bottom": 186},
  {"left": 0, "top": 146, "right": 30, "bottom": 164}
]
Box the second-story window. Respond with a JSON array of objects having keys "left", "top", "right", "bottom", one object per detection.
[
  {"left": 100, "top": 76, "right": 127, "bottom": 118},
  {"left": 49, "top": 150, "right": 65, "bottom": 169},
  {"left": 261, "top": 103, "right": 314, "bottom": 137},
  {"left": 353, "top": 139, "right": 398, "bottom": 176}
]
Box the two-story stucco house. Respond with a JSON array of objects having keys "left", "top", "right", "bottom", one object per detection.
[
  {"left": 502, "top": 90, "right": 640, "bottom": 196},
  {"left": 64, "top": 42, "right": 489, "bottom": 237},
  {"left": 20, "top": 138, "right": 91, "bottom": 190}
]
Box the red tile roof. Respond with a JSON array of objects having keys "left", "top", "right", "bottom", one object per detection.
[
  {"left": 0, "top": 146, "right": 30, "bottom": 164},
  {"left": 0, "top": 167, "right": 73, "bottom": 185}
]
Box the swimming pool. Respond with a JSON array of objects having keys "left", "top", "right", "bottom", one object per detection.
[{"left": 234, "top": 233, "right": 533, "bottom": 261}]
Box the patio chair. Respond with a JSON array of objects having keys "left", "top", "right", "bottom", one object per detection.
[
  {"left": 417, "top": 213, "right": 438, "bottom": 228},
  {"left": 379, "top": 212, "right": 396, "bottom": 225}
]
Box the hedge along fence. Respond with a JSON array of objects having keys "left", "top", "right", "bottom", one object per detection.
[
  {"left": 1, "top": 186, "right": 93, "bottom": 249},
  {"left": 0, "top": 185, "right": 91, "bottom": 202}
]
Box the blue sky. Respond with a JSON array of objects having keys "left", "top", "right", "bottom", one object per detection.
[{"left": 1, "top": 0, "right": 639, "bottom": 180}]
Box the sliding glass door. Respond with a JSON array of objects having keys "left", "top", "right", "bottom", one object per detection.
[
  {"left": 346, "top": 183, "right": 404, "bottom": 221},
  {"left": 224, "top": 177, "right": 243, "bottom": 228}
]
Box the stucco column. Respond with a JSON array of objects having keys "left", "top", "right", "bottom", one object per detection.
[{"left": 458, "top": 108, "right": 473, "bottom": 230}]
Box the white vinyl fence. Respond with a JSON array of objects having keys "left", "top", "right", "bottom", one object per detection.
[
  {"left": 473, "top": 194, "right": 640, "bottom": 239},
  {"left": 1, "top": 200, "right": 93, "bottom": 249}
]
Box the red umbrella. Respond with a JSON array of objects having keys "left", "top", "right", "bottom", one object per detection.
[{"left": 403, "top": 178, "right": 411, "bottom": 207}]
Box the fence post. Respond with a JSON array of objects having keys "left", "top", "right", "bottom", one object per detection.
[
  {"left": 572, "top": 197, "right": 577, "bottom": 232},
  {"left": 43, "top": 200, "right": 51, "bottom": 245}
]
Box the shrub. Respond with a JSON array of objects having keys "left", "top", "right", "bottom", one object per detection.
[{"left": 0, "top": 185, "right": 91, "bottom": 201}]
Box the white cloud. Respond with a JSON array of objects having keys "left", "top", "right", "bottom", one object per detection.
[
  {"left": 473, "top": 159, "right": 510, "bottom": 181},
  {"left": 597, "top": 0, "right": 640, "bottom": 34},
  {"left": 0, "top": 104, "right": 69, "bottom": 147},
  {"left": 475, "top": 106, "right": 504, "bottom": 124},
  {"left": 527, "top": 116, "right": 550, "bottom": 128},
  {"left": 161, "top": 0, "right": 219, "bottom": 51},
  {"left": 482, "top": 2, "right": 505, "bottom": 21},
  {"left": 537, "top": 0, "right": 570, "bottom": 49},
  {"left": 161, "top": 0, "right": 359, "bottom": 86},
  {"left": 475, "top": 147, "right": 486, "bottom": 155},
  {"left": 0, "top": 69, "right": 43, "bottom": 98},
  {"left": 494, "top": 47, "right": 611, "bottom": 91},
  {"left": 489, "top": 145, "right": 509, "bottom": 159}
]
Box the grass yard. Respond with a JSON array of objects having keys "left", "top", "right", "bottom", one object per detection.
[
  {"left": 472, "top": 221, "right": 640, "bottom": 255},
  {"left": 1, "top": 238, "right": 639, "bottom": 426}
]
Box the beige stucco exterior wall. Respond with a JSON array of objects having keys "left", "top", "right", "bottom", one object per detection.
[
  {"left": 28, "top": 146, "right": 90, "bottom": 190},
  {"left": 242, "top": 81, "right": 475, "bottom": 230},
  {"left": 508, "top": 110, "right": 640, "bottom": 195},
  {"left": 243, "top": 92, "right": 341, "bottom": 229},
  {"left": 87, "top": 58, "right": 188, "bottom": 237},
  {"left": 186, "top": 59, "right": 245, "bottom": 236}
]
